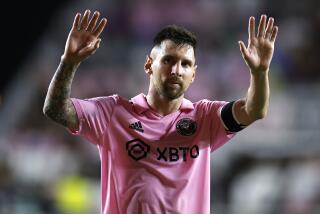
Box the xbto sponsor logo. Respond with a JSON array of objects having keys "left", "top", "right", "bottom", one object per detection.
[
  {"left": 156, "top": 145, "right": 199, "bottom": 162},
  {"left": 126, "top": 139, "right": 199, "bottom": 162}
]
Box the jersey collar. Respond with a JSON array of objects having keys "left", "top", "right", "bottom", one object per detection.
[{"left": 131, "top": 93, "right": 194, "bottom": 114}]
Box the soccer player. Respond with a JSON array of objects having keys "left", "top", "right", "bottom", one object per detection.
[{"left": 43, "top": 9, "right": 278, "bottom": 214}]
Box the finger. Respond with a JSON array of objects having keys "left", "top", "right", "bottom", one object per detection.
[
  {"left": 79, "top": 9, "right": 91, "bottom": 30},
  {"left": 257, "top": 14, "right": 267, "bottom": 38},
  {"left": 265, "top": 17, "right": 274, "bottom": 39},
  {"left": 72, "top": 13, "right": 81, "bottom": 30},
  {"left": 93, "top": 18, "right": 108, "bottom": 37},
  {"left": 248, "top": 16, "right": 255, "bottom": 41},
  {"left": 238, "top": 41, "right": 249, "bottom": 60},
  {"left": 87, "top": 11, "right": 100, "bottom": 32},
  {"left": 270, "top": 26, "right": 278, "bottom": 42}
]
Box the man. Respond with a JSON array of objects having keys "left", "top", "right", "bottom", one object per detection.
[{"left": 43, "top": 9, "right": 278, "bottom": 214}]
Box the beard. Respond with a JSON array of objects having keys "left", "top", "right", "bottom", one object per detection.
[{"left": 159, "top": 80, "right": 185, "bottom": 100}]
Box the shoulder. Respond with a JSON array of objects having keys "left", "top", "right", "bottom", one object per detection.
[
  {"left": 80, "top": 94, "right": 125, "bottom": 108},
  {"left": 194, "top": 99, "right": 228, "bottom": 111},
  {"left": 85, "top": 94, "right": 120, "bottom": 103},
  {"left": 86, "top": 94, "right": 137, "bottom": 111}
]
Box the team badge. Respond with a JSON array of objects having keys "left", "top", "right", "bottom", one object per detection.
[{"left": 176, "top": 118, "right": 197, "bottom": 136}]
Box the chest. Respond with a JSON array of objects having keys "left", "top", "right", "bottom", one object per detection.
[{"left": 106, "top": 107, "right": 206, "bottom": 163}]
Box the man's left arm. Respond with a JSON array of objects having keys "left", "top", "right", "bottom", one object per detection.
[{"left": 232, "top": 14, "right": 278, "bottom": 126}]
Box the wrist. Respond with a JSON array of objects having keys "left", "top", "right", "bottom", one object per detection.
[
  {"left": 250, "top": 68, "right": 269, "bottom": 77},
  {"left": 60, "top": 55, "right": 81, "bottom": 67}
]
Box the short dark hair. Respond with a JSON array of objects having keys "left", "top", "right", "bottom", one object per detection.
[{"left": 153, "top": 25, "right": 197, "bottom": 50}]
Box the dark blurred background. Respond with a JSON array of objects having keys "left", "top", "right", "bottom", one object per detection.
[
  {"left": 1, "top": 0, "right": 320, "bottom": 213},
  {"left": 1, "top": 1, "right": 67, "bottom": 94}
]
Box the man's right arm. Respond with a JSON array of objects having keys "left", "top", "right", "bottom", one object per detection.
[
  {"left": 43, "top": 9, "right": 107, "bottom": 130},
  {"left": 43, "top": 60, "right": 79, "bottom": 130}
]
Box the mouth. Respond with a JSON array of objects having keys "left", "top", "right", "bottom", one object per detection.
[
  {"left": 167, "top": 77, "right": 182, "bottom": 85},
  {"left": 168, "top": 82, "right": 180, "bottom": 85},
  {"left": 166, "top": 82, "right": 181, "bottom": 91},
  {"left": 167, "top": 80, "right": 181, "bottom": 86}
]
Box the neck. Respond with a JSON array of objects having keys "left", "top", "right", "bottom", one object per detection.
[{"left": 146, "top": 90, "right": 184, "bottom": 116}]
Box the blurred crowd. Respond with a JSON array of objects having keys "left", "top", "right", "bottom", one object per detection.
[{"left": 0, "top": 0, "right": 319, "bottom": 213}]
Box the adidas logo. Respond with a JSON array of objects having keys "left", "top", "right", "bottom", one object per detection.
[{"left": 129, "top": 121, "right": 144, "bottom": 133}]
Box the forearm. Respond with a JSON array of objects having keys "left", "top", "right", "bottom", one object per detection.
[
  {"left": 43, "top": 59, "right": 80, "bottom": 127},
  {"left": 244, "top": 70, "right": 270, "bottom": 120}
]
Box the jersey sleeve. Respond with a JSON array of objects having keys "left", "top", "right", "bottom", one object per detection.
[
  {"left": 68, "top": 95, "right": 118, "bottom": 146},
  {"left": 198, "top": 100, "right": 236, "bottom": 152}
]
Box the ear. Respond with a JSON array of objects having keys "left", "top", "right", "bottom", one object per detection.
[
  {"left": 144, "top": 55, "right": 153, "bottom": 75},
  {"left": 190, "top": 65, "right": 197, "bottom": 83}
]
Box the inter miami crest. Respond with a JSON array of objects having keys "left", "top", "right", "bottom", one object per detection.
[{"left": 176, "top": 118, "right": 197, "bottom": 136}]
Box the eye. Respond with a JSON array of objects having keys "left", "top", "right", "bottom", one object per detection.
[
  {"left": 162, "top": 58, "right": 171, "bottom": 64},
  {"left": 181, "top": 61, "right": 191, "bottom": 68}
]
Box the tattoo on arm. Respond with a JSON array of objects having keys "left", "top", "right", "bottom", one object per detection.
[{"left": 43, "top": 61, "right": 80, "bottom": 129}]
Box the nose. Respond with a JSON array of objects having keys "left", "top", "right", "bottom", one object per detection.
[{"left": 171, "top": 62, "right": 182, "bottom": 76}]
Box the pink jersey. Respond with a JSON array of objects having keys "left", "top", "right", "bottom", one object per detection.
[{"left": 69, "top": 93, "right": 235, "bottom": 214}]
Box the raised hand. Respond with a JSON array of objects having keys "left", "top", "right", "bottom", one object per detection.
[
  {"left": 62, "top": 10, "right": 108, "bottom": 64},
  {"left": 239, "top": 15, "right": 278, "bottom": 74}
]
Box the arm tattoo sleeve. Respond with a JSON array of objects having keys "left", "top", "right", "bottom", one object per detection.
[{"left": 43, "top": 61, "right": 79, "bottom": 129}]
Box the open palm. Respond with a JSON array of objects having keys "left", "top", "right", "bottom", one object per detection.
[
  {"left": 239, "top": 15, "right": 278, "bottom": 73},
  {"left": 62, "top": 10, "right": 107, "bottom": 64}
]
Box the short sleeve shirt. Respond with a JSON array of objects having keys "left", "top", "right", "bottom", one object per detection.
[{"left": 69, "top": 93, "right": 235, "bottom": 214}]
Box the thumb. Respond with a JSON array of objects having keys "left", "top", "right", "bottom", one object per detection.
[
  {"left": 78, "top": 39, "right": 101, "bottom": 58},
  {"left": 238, "top": 41, "right": 249, "bottom": 60},
  {"left": 94, "top": 38, "right": 102, "bottom": 49}
]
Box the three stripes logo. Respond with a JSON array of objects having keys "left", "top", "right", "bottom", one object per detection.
[{"left": 129, "top": 121, "right": 144, "bottom": 133}]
